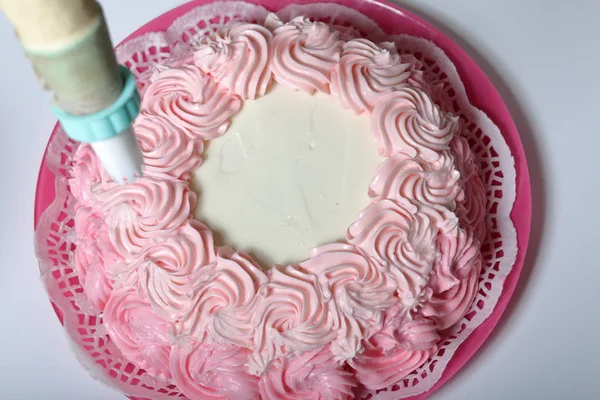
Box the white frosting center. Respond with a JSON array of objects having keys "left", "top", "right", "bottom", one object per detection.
[{"left": 191, "top": 84, "right": 383, "bottom": 267}]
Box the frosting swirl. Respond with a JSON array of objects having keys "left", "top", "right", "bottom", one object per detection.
[
  {"left": 170, "top": 339, "right": 259, "bottom": 400},
  {"left": 73, "top": 206, "right": 122, "bottom": 310},
  {"left": 399, "top": 53, "right": 430, "bottom": 91},
  {"left": 349, "top": 335, "right": 434, "bottom": 390},
  {"left": 103, "top": 288, "right": 172, "bottom": 380},
  {"left": 421, "top": 259, "right": 480, "bottom": 331},
  {"left": 266, "top": 13, "right": 361, "bottom": 42},
  {"left": 270, "top": 16, "right": 343, "bottom": 94},
  {"left": 422, "top": 228, "right": 482, "bottom": 330},
  {"left": 135, "top": 115, "right": 203, "bottom": 180},
  {"left": 194, "top": 22, "right": 273, "bottom": 100},
  {"left": 373, "top": 310, "right": 440, "bottom": 353},
  {"left": 74, "top": 205, "right": 104, "bottom": 242},
  {"left": 140, "top": 220, "right": 215, "bottom": 275},
  {"left": 394, "top": 316, "right": 440, "bottom": 351},
  {"left": 76, "top": 207, "right": 123, "bottom": 271},
  {"left": 450, "top": 135, "right": 476, "bottom": 178},
  {"left": 141, "top": 64, "right": 241, "bottom": 140},
  {"left": 95, "top": 177, "right": 195, "bottom": 258},
  {"left": 74, "top": 240, "right": 113, "bottom": 312},
  {"left": 300, "top": 243, "right": 397, "bottom": 361},
  {"left": 259, "top": 347, "right": 356, "bottom": 400},
  {"left": 369, "top": 152, "right": 464, "bottom": 211},
  {"left": 69, "top": 144, "right": 110, "bottom": 207},
  {"left": 371, "top": 88, "right": 459, "bottom": 160},
  {"left": 430, "top": 228, "right": 482, "bottom": 293},
  {"left": 449, "top": 135, "right": 486, "bottom": 239},
  {"left": 115, "top": 221, "right": 215, "bottom": 320},
  {"left": 136, "top": 45, "right": 195, "bottom": 97},
  {"left": 330, "top": 39, "right": 414, "bottom": 114},
  {"left": 456, "top": 169, "right": 487, "bottom": 241},
  {"left": 177, "top": 247, "right": 268, "bottom": 347},
  {"left": 346, "top": 199, "right": 439, "bottom": 304},
  {"left": 250, "top": 265, "right": 337, "bottom": 374}
]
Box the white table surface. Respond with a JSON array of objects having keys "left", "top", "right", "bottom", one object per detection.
[{"left": 1, "top": 1, "right": 599, "bottom": 399}]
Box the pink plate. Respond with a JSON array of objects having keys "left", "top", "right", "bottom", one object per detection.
[{"left": 34, "top": 0, "right": 532, "bottom": 398}]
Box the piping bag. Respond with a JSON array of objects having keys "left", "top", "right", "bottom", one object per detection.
[{"left": 1, "top": 0, "right": 143, "bottom": 183}]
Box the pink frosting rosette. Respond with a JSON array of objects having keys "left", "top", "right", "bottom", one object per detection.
[
  {"left": 421, "top": 228, "right": 483, "bottom": 330},
  {"left": 75, "top": 207, "right": 123, "bottom": 271},
  {"left": 74, "top": 205, "right": 104, "bottom": 241},
  {"left": 349, "top": 311, "right": 439, "bottom": 390},
  {"left": 347, "top": 199, "right": 441, "bottom": 306},
  {"left": 250, "top": 265, "right": 337, "bottom": 374},
  {"left": 74, "top": 240, "right": 113, "bottom": 312},
  {"left": 400, "top": 53, "right": 430, "bottom": 91},
  {"left": 176, "top": 246, "right": 268, "bottom": 347},
  {"left": 330, "top": 39, "right": 417, "bottom": 114},
  {"left": 69, "top": 144, "right": 111, "bottom": 207},
  {"left": 348, "top": 329, "right": 435, "bottom": 390},
  {"left": 194, "top": 21, "right": 273, "bottom": 100},
  {"left": 448, "top": 135, "right": 487, "bottom": 239},
  {"left": 170, "top": 339, "right": 259, "bottom": 400},
  {"left": 372, "top": 305, "right": 440, "bottom": 353},
  {"left": 94, "top": 177, "right": 195, "bottom": 258},
  {"left": 113, "top": 220, "right": 215, "bottom": 321},
  {"left": 421, "top": 262, "right": 481, "bottom": 331},
  {"left": 269, "top": 15, "right": 343, "bottom": 94},
  {"left": 430, "top": 228, "right": 481, "bottom": 293},
  {"left": 137, "top": 43, "right": 196, "bottom": 95},
  {"left": 369, "top": 151, "right": 464, "bottom": 212},
  {"left": 457, "top": 169, "right": 487, "bottom": 241},
  {"left": 73, "top": 206, "right": 123, "bottom": 311},
  {"left": 392, "top": 316, "right": 440, "bottom": 351},
  {"left": 135, "top": 114, "right": 203, "bottom": 180},
  {"left": 371, "top": 87, "right": 459, "bottom": 160},
  {"left": 259, "top": 347, "right": 356, "bottom": 400},
  {"left": 141, "top": 64, "right": 241, "bottom": 140},
  {"left": 300, "top": 243, "right": 397, "bottom": 361},
  {"left": 450, "top": 135, "right": 476, "bottom": 178},
  {"left": 103, "top": 288, "right": 172, "bottom": 380}
]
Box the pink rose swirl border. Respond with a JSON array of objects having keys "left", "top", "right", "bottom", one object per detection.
[{"left": 34, "top": 1, "right": 531, "bottom": 399}]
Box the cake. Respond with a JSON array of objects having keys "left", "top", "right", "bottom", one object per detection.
[{"left": 69, "top": 14, "right": 486, "bottom": 400}]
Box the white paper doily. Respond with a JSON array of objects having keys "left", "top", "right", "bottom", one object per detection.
[{"left": 35, "top": 2, "right": 517, "bottom": 399}]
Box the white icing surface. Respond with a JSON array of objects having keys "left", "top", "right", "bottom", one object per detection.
[{"left": 191, "top": 84, "right": 383, "bottom": 267}]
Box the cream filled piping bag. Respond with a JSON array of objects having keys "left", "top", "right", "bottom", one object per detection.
[{"left": 1, "top": 0, "right": 143, "bottom": 183}]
